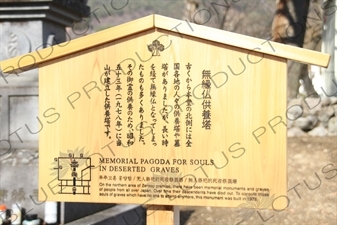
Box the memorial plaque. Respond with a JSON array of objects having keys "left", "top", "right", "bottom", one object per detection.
[{"left": 0, "top": 15, "right": 330, "bottom": 210}]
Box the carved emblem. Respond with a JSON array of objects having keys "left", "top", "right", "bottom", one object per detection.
[
  {"left": 0, "top": 28, "right": 31, "bottom": 61},
  {"left": 8, "top": 32, "right": 19, "bottom": 58},
  {"left": 147, "top": 40, "right": 164, "bottom": 56}
]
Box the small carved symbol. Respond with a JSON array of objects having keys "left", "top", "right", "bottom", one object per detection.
[
  {"left": 50, "top": 147, "right": 93, "bottom": 195},
  {"left": 8, "top": 32, "right": 18, "bottom": 58},
  {"left": 147, "top": 40, "right": 164, "bottom": 56}
]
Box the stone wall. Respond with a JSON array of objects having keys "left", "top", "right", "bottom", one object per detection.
[
  {"left": 287, "top": 97, "right": 337, "bottom": 137},
  {"left": 0, "top": 0, "right": 90, "bottom": 220}
]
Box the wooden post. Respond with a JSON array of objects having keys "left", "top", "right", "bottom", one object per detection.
[{"left": 146, "top": 205, "right": 179, "bottom": 225}]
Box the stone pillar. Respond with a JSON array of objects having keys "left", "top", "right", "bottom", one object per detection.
[
  {"left": 0, "top": 0, "right": 89, "bottom": 219},
  {"left": 322, "top": 0, "right": 337, "bottom": 97}
]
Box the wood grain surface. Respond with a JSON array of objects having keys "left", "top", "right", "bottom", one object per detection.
[
  {"left": 38, "top": 28, "right": 288, "bottom": 210},
  {"left": 0, "top": 15, "right": 330, "bottom": 74}
]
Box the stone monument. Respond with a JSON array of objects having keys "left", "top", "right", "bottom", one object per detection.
[{"left": 0, "top": 0, "right": 91, "bottom": 220}]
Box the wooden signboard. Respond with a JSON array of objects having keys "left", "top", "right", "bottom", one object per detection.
[{"left": 1, "top": 15, "right": 330, "bottom": 211}]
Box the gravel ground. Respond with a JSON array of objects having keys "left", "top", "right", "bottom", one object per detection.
[{"left": 180, "top": 137, "right": 337, "bottom": 225}]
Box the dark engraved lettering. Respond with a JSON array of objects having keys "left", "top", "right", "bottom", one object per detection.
[
  {"left": 202, "top": 70, "right": 211, "bottom": 130},
  {"left": 103, "top": 65, "right": 111, "bottom": 138},
  {"left": 161, "top": 63, "right": 169, "bottom": 147},
  {"left": 138, "top": 64, "right": 146, "bottom": 145},
  {"left": 173, "top": 63, "right": 181, "bottom": 147},
  {"left": 115, "top": 64, "right": 123, "bottom": 146},
  {"left": 126, "top": 64, "right": 134, "bottom": 146},
  {"left": 185, "top": 63, "right": 193, "bottom": 147}
]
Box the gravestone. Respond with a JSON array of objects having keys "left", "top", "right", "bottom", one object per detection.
[{"left": 0, "top": 0, "right": 91, "bottom": 220}]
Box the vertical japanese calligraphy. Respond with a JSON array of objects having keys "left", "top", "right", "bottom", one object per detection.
[
  {"left": 150, "top": 64, "right": 157, "bottom": 146},
  {"left": 185, "top": 63, "right": 193, "bottom": 147},
  {"left": 104, "top": 63, "right": 213, "bottom": 145},
  {"left": 115, "top": 64, "right": 123, "bottom": 146},
  {"left": 39, "top": 19, "right": 290, "bottom": 210},
  {"left": 138, "top": 64, "right": 145, "bottom": 145},
  {"left": 103, "top": 65, "right": 111, "bottom": 138},
  {"left": 202, "top": 70, "right": 211, "bottom": 130},
  {"left": 126, "top": 64, "right": 134, "bottom": 146},
  {"left": 173, "top": 63, "right": 181, "bottom": 147},
  {"left": 161, "top": 63, "right": 169, "bottom": 147}
]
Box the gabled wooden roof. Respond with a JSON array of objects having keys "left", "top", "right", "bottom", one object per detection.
[{"left": 0, "top": 14, "right": 330, "bottom": 73}]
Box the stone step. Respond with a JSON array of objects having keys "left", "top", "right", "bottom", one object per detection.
[{"left": 65, "top": 205, "right": 145, "bottom": 225}]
